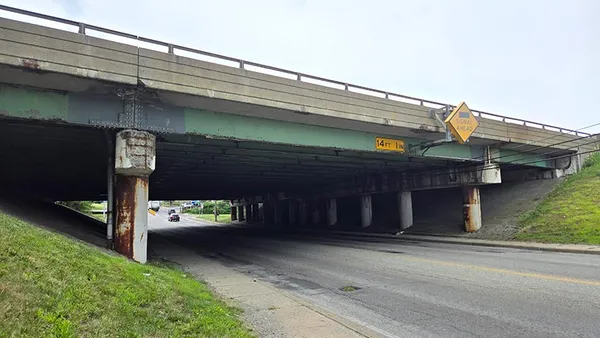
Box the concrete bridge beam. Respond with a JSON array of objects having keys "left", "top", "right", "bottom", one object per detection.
[{"left": 113, "top": 130, "right": 156, "bottom": 264}]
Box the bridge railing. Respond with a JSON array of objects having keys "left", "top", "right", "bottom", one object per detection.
[{"left": 0, "top": 4, "right": 591, "bottom": 138}]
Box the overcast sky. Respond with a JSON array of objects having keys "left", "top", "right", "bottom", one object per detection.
[{"left": 1, "top": 0, "right": 599, "bottom": 132}]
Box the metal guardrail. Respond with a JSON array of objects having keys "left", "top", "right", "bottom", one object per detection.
[{"left": 0, "top": 4, "right": 591, "bottom": 137}]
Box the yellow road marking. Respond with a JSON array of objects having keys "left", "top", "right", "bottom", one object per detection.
[{"left": 403, "top": 256, "right": 600, "bottom": 287}]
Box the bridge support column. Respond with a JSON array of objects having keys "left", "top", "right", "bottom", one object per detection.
[
  {"left": 325, "top": 198, "right": 337, "bottom": 227},
  {"left": 399, "top": 191, "right": 413, "bottom": 230},
  {"left": 113, "top": 130, "right": 155, "bottom": 264},
  {"left": 238, "top": 206, "right": 245, "bottom": 222},
  {"left": 298, "top": 200, "right": 308, "bottom": 227},
  {"left": 245, "top": 204, "right": 253, "bottom": 223},
  {"left": 360, "top": 195, "right": 372, "bottom": 228},
  {"left": 251, "top": 204, "right": 259, "bottom": 222},
  {"left": 463, "top": 186, "right": 482, "bottom": 232},
  {"left": 258, "top": 203, "right": 264, "bottom": 223},
  {"left": 262, "top": 200, "right": 272, "bottom": 224},
  {"left": 231, "top": 202, "right": 238, "bottom": 222},
  {"left": 288, "top": 200, "right": 298, "bottom": 226},
  {"left": 310, "top": 199, "right": 320, "bottom": 226},
  {"left": 274, "top": 200, "right": 283, "bottom": 226}
]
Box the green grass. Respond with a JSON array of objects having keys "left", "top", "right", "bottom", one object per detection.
[
  {"left": 0, "top": 211, "right": 254, "bottom": 338},
  {"left": 89, "top": 213, "right": 106, "bottom": 223},
  {"left": 90, "top": 203, "right": 105, "bottom": 211},
  {"left": 339, "top": 285, "right": 362, "bottom": 292},
  {"left": 515, "top": 153, "right": 600, "bottom": 244},
  {"left": 197, "top": 214, "right": 232, "bottom": 223}
]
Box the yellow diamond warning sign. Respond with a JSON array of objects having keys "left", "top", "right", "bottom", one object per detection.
[{"left": 444, "top": 102, "right": 479, "bottom": 144}]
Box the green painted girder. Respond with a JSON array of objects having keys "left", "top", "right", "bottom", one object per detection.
[{"left": 0, "top": 83, "right": 550, "bottom": 168}]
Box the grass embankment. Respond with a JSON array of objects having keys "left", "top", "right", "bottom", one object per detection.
[
  {"left": 197, "top": 214, "right": 232, "bottom": 223},
  {"left": 0, "top": 212, "right": 253, "bottom": 337},
  {"left": 516, "top": 153, "right": 600, "bottom": 244},
  {"left": 90, "top": 203, "right": 104, "bottom": 211}
]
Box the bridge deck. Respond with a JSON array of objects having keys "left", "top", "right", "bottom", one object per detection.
[{"left": 0, "top": 12, "right": 596, "bottom": 156}]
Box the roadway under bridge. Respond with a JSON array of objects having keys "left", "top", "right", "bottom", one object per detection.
[{"left": 0, "top": 7, "right": 598, "bottom": 263}]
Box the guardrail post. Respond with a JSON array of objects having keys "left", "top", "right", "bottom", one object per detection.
[
  {"left": 168, "top": 44, "right": 174, "bottom": 54},
  {"left": 239, "top": 60, "right": 245, "bottom": 69},
  {"left": 78, "top": 23, "right": 86, "bottom": 34}
]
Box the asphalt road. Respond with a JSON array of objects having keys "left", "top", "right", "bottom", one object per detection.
[
  {"left": 148, "top": 213, "right": 600, "bottom": 338},
  {"left": 148, "top": 207, "right": 216, "bottom": 230}
]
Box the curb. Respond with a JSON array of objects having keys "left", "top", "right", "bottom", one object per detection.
[
  {"left": 218, "top": 223, "right": 600, "bottom": 255},
  {"left": 399, "top": 235, "right": 600, "bottom": 255},
  {"left": 286, "top": 228, "right": 600, "bottom": 256}
]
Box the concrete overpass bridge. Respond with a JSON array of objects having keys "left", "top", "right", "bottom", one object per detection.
[{"left": 0, "top": 6, "right": 597, "bottom": 263}]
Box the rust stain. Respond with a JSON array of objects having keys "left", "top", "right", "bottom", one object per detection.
[
  {"left": 21, "top": 58, "right": 41, "bottom": 71},
  {"left": 417, "top": 124, "right": 439, "bottom": 133},
  {"left": 115, "top": 176, "right": 137, "bottom": 259},
  {"left": 463, "top": 186, "right": 480, "bottom": 233}
]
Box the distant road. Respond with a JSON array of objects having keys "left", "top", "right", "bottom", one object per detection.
[
  {"left": 149, "top": 208, "right": 215, "bottom": 230},
  {"left": 150, "top": 224, "right": 600, "bottom": 338}
]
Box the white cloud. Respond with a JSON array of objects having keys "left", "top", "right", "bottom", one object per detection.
[{"left": 1, "top": 0, "right": 598, "bottom": 132}]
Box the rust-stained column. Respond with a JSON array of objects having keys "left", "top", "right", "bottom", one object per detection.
[
  {"left": 114, "top": 130, "right": 155, "bottom": 264},
  {"left": 463, "top": 186, "right": 482, "bottom": 232}
]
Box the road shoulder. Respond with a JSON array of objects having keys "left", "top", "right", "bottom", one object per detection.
[{"left": 150, "top": 234, "right": 376, "bottom": 338}]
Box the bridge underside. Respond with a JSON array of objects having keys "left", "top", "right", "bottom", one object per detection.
[{"left": 0, "top": 118, "right": 469, "bottom": 201}]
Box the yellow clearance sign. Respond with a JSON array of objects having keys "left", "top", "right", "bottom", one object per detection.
[
  {"left": 375, "top": 137, "right": 405, "bottom": 153},
  {"left": 444, "top": 102, "right": 479, "bottom": 144}
]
